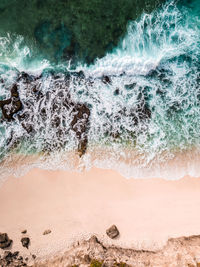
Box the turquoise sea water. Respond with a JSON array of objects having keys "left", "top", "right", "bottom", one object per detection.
[{"left": 0, "top": 0, "right": 199, "bottom": 178}]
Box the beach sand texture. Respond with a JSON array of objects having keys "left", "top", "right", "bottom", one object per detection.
[{"left": 1, "top": 168, "right": 200, "bottom": 266}]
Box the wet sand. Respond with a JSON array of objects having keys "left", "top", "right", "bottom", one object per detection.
[{"left": 1, "top": 167, "right": 200, "bottom": 264}]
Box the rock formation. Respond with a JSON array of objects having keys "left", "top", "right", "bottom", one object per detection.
[
  {"left": 0, "top": 84, "right": 22, "bottom": 121},
  {"left": 0, "top": 70, "right": 151, "bottom": 157},
  {"left": 21, "top": 237, "right": 30, "bottom": 249},
  {"left": 0, "top": 71, "right": 91, "bottom": 157},
  {"left": 32, "top": 234, "right": 200, "bottom": 267},
  {"left": 0, "top": 251, "right": 27, "bottom": 267},
  {"left": 0, "top": 233, "right": 12, "bottom": 249}
]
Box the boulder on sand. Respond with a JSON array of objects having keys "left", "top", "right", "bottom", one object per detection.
[
  {"left": 0, "top": 233, "right": 13, "bottom": 249},
  {"left": 21, "top": 237, "right": 30, "bottom": 249},
  {"left": 106, "top": 225, "right": 120, "bottom": 239}
]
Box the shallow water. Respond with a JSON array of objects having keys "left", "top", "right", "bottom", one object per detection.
[{"left": 0, "top": 0, "right": 199, "bottom": 179}]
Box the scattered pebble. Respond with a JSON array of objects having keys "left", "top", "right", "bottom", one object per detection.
[
  {"left": 32, "top": 254, "right": 36, "bottom": 259},
  {"left": 43, "top": 229, "right": 51, "bottom": 235}
]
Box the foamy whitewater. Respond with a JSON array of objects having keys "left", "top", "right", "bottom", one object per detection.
[{"left": 0, "top": 0, "right": 199, "bottom": 180}]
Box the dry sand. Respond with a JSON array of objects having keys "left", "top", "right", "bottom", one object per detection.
[{"left": 1, "top": 167, "right": 200, "bottom": 264}]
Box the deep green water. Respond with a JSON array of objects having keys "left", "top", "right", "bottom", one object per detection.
[
  {"left": 0, "top": 0, "right": 199, "bottom": 178},
  {"left": 0, "top": 0, "right": 163, "bottom": 64}
]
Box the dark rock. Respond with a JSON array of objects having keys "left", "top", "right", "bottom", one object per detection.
[
  {"left": 4, "top": 251, "right": 12, "bottom": 259},
  {"left": 102, "top": 75, "right": 111, "bottom": 84},
  {"left": 0, "top": 233, "right": 13, "bottom": 249},
  {"left": 12, "top": 251, "right": 19, "bottom": 258},
  {"left": 0, "top": 71, "right": 92, "bottom": 157},
  {"left": 21, "top": 230, "right": 27, "bottom": 234},
  {"left": 21, "top": 237, "right": 30, "bottom": 249},
  {"left": 21, "top": 122, "right": 33, "bottom": 134},
  {"left": 0, "top": 251, "right": 28, "bottom": 267},
  {"left": 17, "top": 72, "right": 35, "bottom": 83},
  {"left": 51, "top": 116, "right": 60, "bottom": 128},
  {"left": 43, "top": 229, "right": 51, "bottom": 235},
  {"left": 32, "top": 254, "right": 36, "bottom": 259},
  {"left": 0, "top": 84, "right": 23, "bottom": 121},
  {"left": 0, "top": 233, "right": 8, "bottom": 243},
  {"left": 11, "top": 84, "right": 19, "bottom": 98},
  {"left": 71, "top": 103, "right": 90, "bottom": 156},
  {"left": 114, "top": 88, "right": 120, "bottom": 95},
  {"left": 131, "top": 102, "right": 151, "bottom": 124},
  {"left": 106, "top": 225, "right": 119, "bottom": 239},
  {"left": 83, "top": 254, "right": 91, "bottom": 263},
  {"left": 25, "top": 257, "right": 28, "bottom": 261}
]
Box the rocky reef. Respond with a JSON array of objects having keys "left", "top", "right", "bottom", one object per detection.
[
  {"left": 0, "top": 71, "right": 151, "bottom": 158},
  {"left": 0, "top": 70, "right": 91, "bottom": 157}
]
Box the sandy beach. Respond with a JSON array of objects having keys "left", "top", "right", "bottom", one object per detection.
[{"left": 1, "top": 168, "right": 200, "bottom": 265}]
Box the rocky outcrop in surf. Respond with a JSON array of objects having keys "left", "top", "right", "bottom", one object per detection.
[
  {"left": 0, "top": 70, "right": 152, "bottom": 158},
  {"left": 0, "top": 84, "right": 22, "bottom": 121},
  {"left": 0, "top": 70, "right": 91, "bottom": 157}
]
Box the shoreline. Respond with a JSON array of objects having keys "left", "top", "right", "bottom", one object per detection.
[
  {"left": 1, "top": 146, "right": 200, "bottom": 182},
  {"left": 1, "top": 168, "right": 200, "bottom": 265}
]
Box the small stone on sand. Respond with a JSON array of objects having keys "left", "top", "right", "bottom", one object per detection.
[
  {"left": 106, "top": 225, "right": 119, "bottom": 239},
  {"left": 21, "top": 237, "right": 30, "bottom": 249},
  {"left": 43, "top": 229, "right": 51, "bottom": 235}
]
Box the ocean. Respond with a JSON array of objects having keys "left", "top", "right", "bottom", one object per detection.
[{"left": 0, "top": 0, "right": 199, "bottom": 179}]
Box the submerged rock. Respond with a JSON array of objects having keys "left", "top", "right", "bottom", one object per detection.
[
  {"left": 0, "top": 69, "right": 152, "bottom": 158},
  {"left": 71, "top": 103, "right": 90, "bottom": 157},
  {"left": 0, "top": 84, "right": 23, "bottom": 121},
  {"left": 106, "top": 225, "right": 119, "bottom": 239},
  {"left": 0, "top": 233, "right": 12, "bottom": 249},
  {"left": 0, "top": 71, "right": 91, "bottom": 156},
  {"left": 102, "top": 75, "right": 111, "bottom": 84}
]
